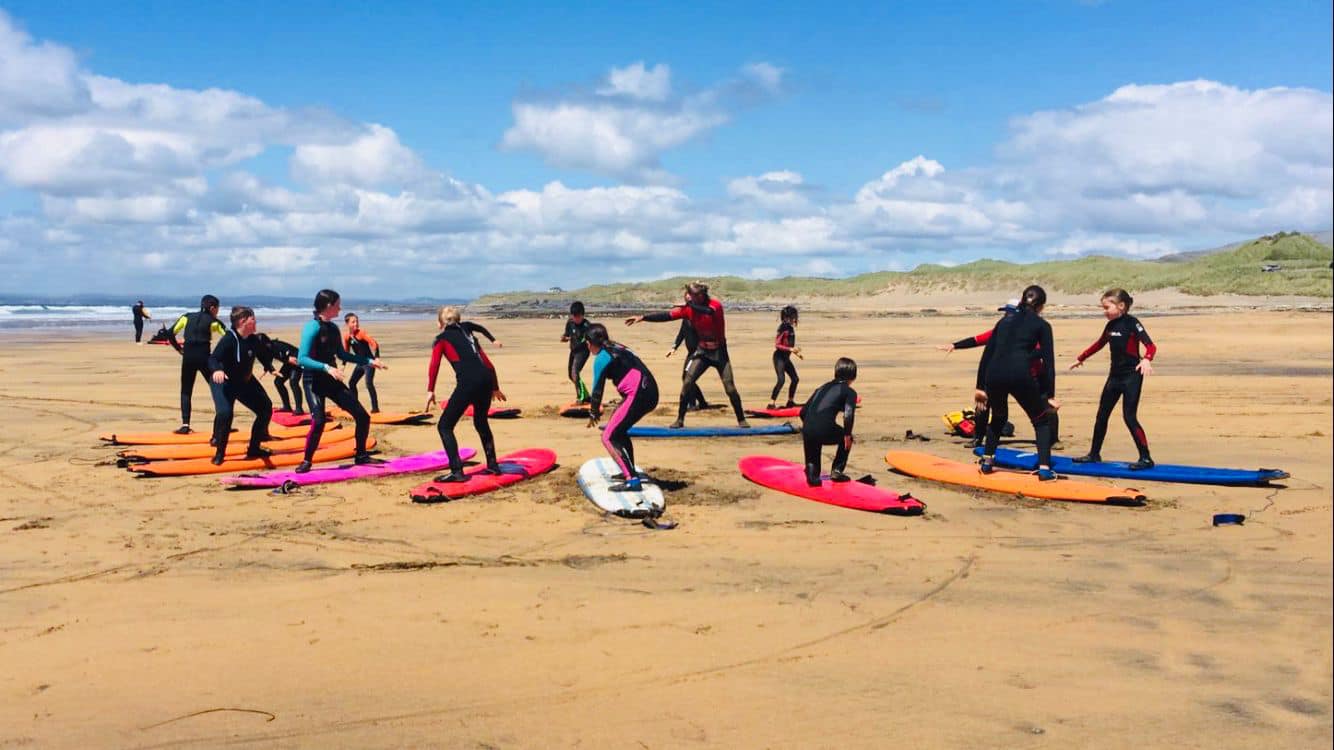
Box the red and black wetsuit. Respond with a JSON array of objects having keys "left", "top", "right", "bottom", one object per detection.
[
  {"left": 1076, "top": 314, "right": 1156, "bottom": 461},
  {"left": 428, "top": 321, "right": 501, "bottom": 473},
  {"left": 976, "top": 307, "right": 1057, "bottom": 466},
  {"left": 641, "top": 298, "right": 745, "bottom": 424},
  {"left": 770, "top": 322, "right": 799, "bottom": 405},
  {"left": 954, "top": 328, "right": 1060, "bottom": 442}
]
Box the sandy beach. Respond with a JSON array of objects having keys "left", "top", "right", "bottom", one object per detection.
[{"left": 1, "top": 303, "right": 1330, "bottom": 749}]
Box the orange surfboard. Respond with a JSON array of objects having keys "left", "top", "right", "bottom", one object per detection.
[
  {"left": 129, "top": 438, "right": 376, "bottom": 477},
  {"left": 326, "top": 406, "right": 433, "bottom": 425},
  {"left": 101, "top": 422, "right": 338, "bottom": 445},
  {"left": 884, "top": 450, "right": 1145, "bottom": 504},
  {"left": 118, "top": 429, "right": 354, "bottom": 462}
]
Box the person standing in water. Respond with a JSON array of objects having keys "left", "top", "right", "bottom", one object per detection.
[
  {"left": 769, "top": 305, "right": 803, "bottom": 409},
  {"left": 665, "top": 291, "right": 708, "bottom": 411},
  {"left": 560, "top": 301, "right": 594, "bottom": 403},
  {"left": 800, "top": 358, "right": 858, "bottom": 487},
  {"left": 131, "top": 300, "right": 151, "bottom": 344},
  {"left": 207, "top": 306, "right": 274, "bottom": 465},
  {"left": 168, "top": 295, "right": 226, "bottom": 434},
  {"left": 586, "top": 324, "right": 659, "bottom": 492},
  {"left": 976, "top": 285, "right": 1060, "bottom": 480},
  {"left": 625, "top": 282, "right": 748, "bottom": 428},
  {"left": 425, "top": 306, "right": 504, "bottom": 482},
  {"left": 295, "top": 290, "right": 386, "bottom": 473},
  {"left": 343, "top": 313, "right": 382, "bottom": 413},
  {"left": 1068, "top": 288, "right": 1156, "bottom": 469}
]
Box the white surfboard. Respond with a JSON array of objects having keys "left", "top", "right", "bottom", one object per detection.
[{"left": 577, "top": 457, "right": 666, "bottom": 518}]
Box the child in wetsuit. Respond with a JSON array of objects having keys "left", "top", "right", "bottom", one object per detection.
[
  {"left": 769, "top": 305, "right": 803, "bottom": 408},
  {"left": 586, "top": 324, "right": 659, "bottom": 492},
  {"left": 1068, "top": 288, "right": 1156, "bottom": 469},
  {"left": 799, "top": 358, "right": 858, "bottom": 487},
  {"left": 343, "top": 313, "right": 382, "bottom": 413},
  {"left": 207, "top": 306, "right": 275, "bottom": 464},
  {"left": 425, "top": 306, "right": 504, "bottom": 481},
  {"left": 295, "top": 289, "right": 387, "bottom": 473},
  {"left": 258, "top": 334, "right": 303, "bottom": 414},
  {"left": 561, "top": 301, "right": 594, "bottom": 403}
]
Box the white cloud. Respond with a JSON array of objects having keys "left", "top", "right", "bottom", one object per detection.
[
  {"left": 741, "top": 63, "right": 784, "bottom": 94},
  {"left": 291, "top": 124, "right": 433, "bottom": 188},
  {"left": 1046, "top": 232, "right": 1179, "bottom": 258},
  {"left": 0, "top": 11, "right": 90, "bottom": 123},
  {"left": 597, "top": 62, "right": 672, "bottom": 101},
  {"left": 727, "top": 170, "right": 814, "bottom": 214},
  {"left": 500, "top": 61, "right": 784, "bottom": 183},
  {"left": 228, "top": 246, "right": 318, "bottom": 273}
]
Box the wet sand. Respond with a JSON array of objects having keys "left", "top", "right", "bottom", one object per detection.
[{"left": 1, "top": 308, "right": 1330, "bottom": 748}]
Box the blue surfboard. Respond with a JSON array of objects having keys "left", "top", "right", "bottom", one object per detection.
[
  {"left": 974, "top": 447, "right": 1287, "bottom": 486},
  {"left": 628, "top": 423, "right": 798, "bottom": 438}
]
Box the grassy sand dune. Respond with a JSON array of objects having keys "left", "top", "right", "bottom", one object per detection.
[{"left": 477, "top": 232, "right": 1333, "bottom": 307}]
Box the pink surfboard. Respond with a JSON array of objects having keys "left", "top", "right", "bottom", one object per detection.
[
  {"left": 222, "top": 448, "right": 476, "bottom": 489},
  {"left": 270, "top": 409, "right": 311, "bottom": 427},
  {"left": 738, "top": 455, "right": 924, "bottom": 515},
  {"left": 409, "top": 448, "right": 557, "bottom": 502}
]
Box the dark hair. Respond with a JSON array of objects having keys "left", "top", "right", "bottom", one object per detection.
[
  {"left": 1018, "top": 285, "right": 1047, "bottom": 311},
  {"left": 229, "top": 305, "right": 254, "bottom": 328},
  {"left": 834, "top": 357, "right": 857, "bottom": 381},
  {"left": 570, "top": 301, "right": 585, "bottom": 316},
  {"left": 586, "top": 323, "right": 609, "bottom": 348},
  {"left": 200, "top": 294, "right": 220, "bottom": 312},
  {"left": 781, "top": 305, "right": 798, "bottom": 323},
  {"left": 313, "top": 289, "right": 340, "bottom": 314},
  {"left": 1101, "top": 288, "right": 1134, "bottom": 311},
  {"left": 344, "top": 312, "right": 359, "bottom": 323}
]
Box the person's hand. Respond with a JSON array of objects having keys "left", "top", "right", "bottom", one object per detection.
[
  {"left": 328, "top": 366, "right": 346, "bottom": 383},
  {"left": 1136, "top": 359, "right": 1154, "bottom": 377},
  {"left": 371, "top": 358, "right": 388, "bottom": 370},
  {"left": 493, "top": 389, "right": 507, "bottom": 402},
  {"left": 1068, "top": 359, "right": 1084, "bottom": 371},
  {"left": 211, "top": 371, "right": 227, "bottom": 385},
  {"left": 793, "top": 347, "right": 804, "bottom": 360},
  {"left": 1047, "top": 397, "right": 1062, "bottom": 411},
  {"left": 587, "top": 414, "right": 600, "bottom": 429},
  {"left": 624, "top": 316, "right": 642, "bottom": 326},
  {"left": 287, "top": 356, "right": 298, "bottom": 366},
  {"left": 973, "top": 389, "right": 988, "bottom": 408},
  {"left": 493, "top": 341, "right": 503, "bottom": 348},
  {"left": 424, "top": 392, "right": 436, "bottom": 412},
  {"left": 937, "top": 343, "right": 955, "bottom": 353}
]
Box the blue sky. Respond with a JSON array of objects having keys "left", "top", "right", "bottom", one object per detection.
[{"left": 0, "top": 0, "right": 1330, "bottom": 298}]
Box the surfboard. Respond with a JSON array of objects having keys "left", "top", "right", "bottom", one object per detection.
[
  {"left": 560, "top": 402, "right": 590, "bottom": 418},
  {"left": 327, "top": 406, "right": 433, "bottom": 425},
  {"left": 627, "top": 423, "right": 797, "bottom": 438},
  {"left": 745, "top": 396, "right": 861, "bottom": 419},
  {"left": 223, "top": 448, "right": 476, "bottom": 489},
  {"left": 463, "top": 405, "right": 523, "bottom": 419},
  {"left": 117, "top": 428, "right": 354, "bottom": 462},
  {"left": 100, "top": 421, "right": 337, "bottom": 446},
  {"left": 268, "top": 422, "right": 339, "bottom": 440},
  {"left": 973, "top": 447, "right": 1288, "bottom": 486},
  {"left": 739, "top": 455, "right": 925, "bottom": 515},
  {"left": 576, "top": 457, "right": 666, "bottom": 517},
  {"left": 270, "top": 409, "right": 311, "bottom": 427},
  {"left": 885, "top": 450, "right": 1145, "bottom": 504},
  {"left": 408, "top": 448, "right": 557, "bottom": 502},
  {"left": 129, "top": 438, "right": 376, "bottom": 477}
]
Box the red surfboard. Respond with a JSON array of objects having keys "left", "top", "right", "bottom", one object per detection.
[
  {"left": 463, "top": 405, "right": 523, "bottom": 419},
  {"left": 739, "top": 455, "right": 923, "bottom": 515},
  {"left": 408, "top": 448, "right": 557, "bottom": 502},
  {"left": 745, "top": 396, "right": 861, "bottom": 419},
  {"left": 559, "top": 402, "right": 590, "bottom": 418},
  {"left": 270, "top": 409, "right": 311, "bottom": 427}
]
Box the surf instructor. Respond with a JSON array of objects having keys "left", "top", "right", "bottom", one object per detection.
[{"left": 168, "top": 295, "right": 225, "bottom": 435}]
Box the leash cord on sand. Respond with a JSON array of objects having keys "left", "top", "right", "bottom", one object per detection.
[{"left": 141, "top": 707, "right": 276, "bottom": 730}]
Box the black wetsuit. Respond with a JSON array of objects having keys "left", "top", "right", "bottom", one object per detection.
[
  {"left": 672, "top": 319, "right": 708, "bottom": 409},
  {"left": 976, "top": 307, "right": 1057, "bottom": 467},
  {"left": 589, "top": 343, "right": 659, "bottom": 480},
  {"left": 428, "top": 322, "right": 501, "bottom": 474},
  {"left": 263, "top": 337, "right": 303, "bottom": 413},
  {"left": 298, "top": 317, "right": 375, "bottom": 462},
  {"left": 800, "top": 379, "right": 857, "bottom": 483},
  {"left": 564, "top": 318, "right": 594, "bottom": 401},
  {"left": 208, "top": 329, "right": 274, "bottom": 458},
  {"left": 952, "top": 329, "right": 1059, "bottom": 443},
  {"left": 173, "top": 311, "right": 222, "bottom": 426},
  {"left": 132, "top": 303, "right": 147, "bottom": 342},
  {"left": 1077, "top": 315, "right": 1156, "bottom": 461},
  {"left": 770, "top": 322, "right": 799, "bottom": 404}
]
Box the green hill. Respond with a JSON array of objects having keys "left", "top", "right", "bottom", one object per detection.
[{"left": 475, "top": 232, "right": 1332, "bottom": 305}]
